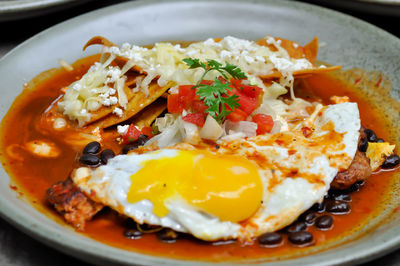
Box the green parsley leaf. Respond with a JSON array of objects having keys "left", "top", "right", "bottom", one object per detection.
[
  {"left": 182, "top": 58, "right": 206, "bottom": 70},
  {"left": 183, "top": 58, "right": 247, "bottom": 123},
  {"left": 222, "top": 62, "right": 247, "bottom": 80}
]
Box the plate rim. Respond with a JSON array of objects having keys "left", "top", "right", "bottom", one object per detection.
[{"left": 1, "top": 0, "right": 400, "bottom": 265}]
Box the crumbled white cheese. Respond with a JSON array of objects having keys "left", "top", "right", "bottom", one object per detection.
[
  {"left": 270, "top": 55, "right": 312, "bottom": 73},
  {"left": 117, "top": 125, "right": 129, "bottom": 135},
  {"left": 103, "top": 96, "right": 118, "bottom": 106},
  {"left": 113, "top": 107, "right": 123, "bottom": 117}
]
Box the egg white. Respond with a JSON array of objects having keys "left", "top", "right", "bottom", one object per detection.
[{"left": 72, "top": 102, "right": 360, "bottom": 242}]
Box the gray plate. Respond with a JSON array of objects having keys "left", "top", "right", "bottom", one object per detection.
[
  {"left": 0, "top": 0, "right": 91, "bottom": 21},
  {"left": 0, "top": 0, "right": 400, "bottom": 265}
]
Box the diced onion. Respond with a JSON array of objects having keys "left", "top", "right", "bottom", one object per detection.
[{"left": 199, "top": 116, "right": 223, "bottom": 140}]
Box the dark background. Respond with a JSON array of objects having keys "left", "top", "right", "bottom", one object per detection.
[{"left": 0, "top": 0, "right": 399, "bottom": 265}]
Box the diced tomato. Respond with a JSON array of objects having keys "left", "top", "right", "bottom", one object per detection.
[
  {"left": 200, "top": 80, "right": 214, "bottom": 85},
  {"left": 123, "top": 124, "right": 142, "bottom": 144},
  {"left": 230, "top": 78, "right": 242, "bottom": 89},
  {"left": 167, "top": 78, "right": 262, "bottom": 123},
  {"left": 230, "top": 78, "right": 262, "bottom": 98},
  {"left": 167, "top": 94, "right": 183, "bottom": 113},
  {"left": 252, "top": 114, "right": 274, "bottom": 135},
  {"left": 191, "top": 100, "right": 208, "bottom": 114},
  {"left": 235, "top": 90, "right": 257, "bottom": 115},
  {"left": 182, "top": 113, "right": 205, "bottom": 127},
  {"left": 178, "top": 85, "right": 196, "bottom": 109},
  {"left": 227, "top": 108, "right": 248, "bottom": 122},
  {"left": 241, "top": 84, "right": 262, "bottom": 98},
  {"left": 141, "top": 126, "right": 153, "bottom": 138}
]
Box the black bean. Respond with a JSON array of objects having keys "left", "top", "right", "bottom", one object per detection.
[
  {"left": 311, "top": 202, "right": 325, "bottom": 213},
  {"left": 377, "top": 138, "right": 385, "bottom": 143},
  {"left": 122, "top": 135, "right": 149, "bottom": 154},
  {"left": 136, "top": 134, "right": 149, "bottom": 146},
  {"left": 79, "top": 154, "right": 100, "bottom": 166},
  {"left": 358, "top": 138, "right": 368, "bottom": 152},
  {"left": 355, "top": 180, "right": 365, "bottom": 187},
  {"left": 123, "top": 229, "right": 143, "bottom": 239},
  {"left": 301, "top": 211, "right": 317, "bottom": 225},
  {"left": 211, "top": 239, "right": 236, "bottom": 246},
  {"left": 83, "top": 141, "right": 101, "bottom": 154},
  {"left": 364, "top": 129, "right": 378, "bottom": 142},
  {"left": 326, "top": 201, "right": 350, "bottom": 214},
  {"left": 288, "top": 231, "right": 313, "bottom": 246},
  {"left": 328, "top": 190, "right": 351, "bottom": 202},
  {"left": 382, "top": 154, "right": 400, "bottom": 169},
  {"left": 347, "top": 180, "right": 365, "bottom": 193},
  {"left": 157, "top": 229, "right": 179, "bottom": 243},
  {"left": 315, "top": 215, "right": 334, "bottom": 230},
  {"left": 258, "top": 232, "right": 282, "bottom": 246},
  {"left": 100, "top": 149, "right": 115, "bottom": 164},
  {"left": 138, "top": 223, "right": 160, "bottom": 231},
  {"left": 331, "top": 193, "right": 351, "bottom": 202},
  {"left": 122, "top": 144, "right": 138, "bottom": 154},
  {"left": 286, "top": 221, "right": 307, "bottom": 233}
]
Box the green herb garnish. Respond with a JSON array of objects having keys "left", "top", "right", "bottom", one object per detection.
[{"left": 183, "top": 58, "right": 247, "bottom": 123}]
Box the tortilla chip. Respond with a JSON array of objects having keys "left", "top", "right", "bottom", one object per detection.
[
  {"left": 129, "top": 98, "right": 167, "bottom": 128},
  {"left": 83, "top": 36, "right": 116, "bottom": 51},
  {"left": 256, "top": 36, "right": 340, "bottom": 79},
  {"left": 257, "top": 37, "right": 307, "bottom": 59},
  {"left": 87, "top": 81, "right": 173, "bottom": 129},
  {"left": 303, "top": 37, "right": 319, "bottom": 64},
  {"left": 259, "top": 65, "right": 342, "bottom": 80}
]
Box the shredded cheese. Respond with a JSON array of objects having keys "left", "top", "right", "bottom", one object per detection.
[{"left": 59, "top": 36, "right": 314, "bottom": 125}]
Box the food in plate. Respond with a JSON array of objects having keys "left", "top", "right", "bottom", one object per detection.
[{"left": 1, "top": 34, "right": 399, "bottom": 259}]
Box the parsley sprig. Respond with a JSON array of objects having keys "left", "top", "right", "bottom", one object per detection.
[{"left": 183, "top": 58, "right": 247, "bottom": 123}]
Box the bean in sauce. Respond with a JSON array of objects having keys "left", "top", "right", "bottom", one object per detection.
[
  {"left": 364, "top": 129, "right": 378, "bottom": 142},
  {"left": 301, "top": 211, "right": 317, "bottom": 225},
  {"left": 83, "top": 141, "right": 101, "bottom": 154},
  {"left": 123, "top": 229, "right": 143, "bottom": 239},
  {"left": 286, "top": 221, "right": 307, "bottom": 233},
  {"left": 258, "top": 232, "right": 283, "bottom": 246},
  {"left": 326, "top": 201, "right": 350, "bottom": 214},
  {"left": 315, "top": 215, "right": 334, "bottom": 230},
  {"left": 358, "top": 138, "right": 368, "bottom": 152},
  {"left": 382, "top": 154, "right": 400, "bottom": 169},
  {"left": 329, "top": 190, "right": 351, "bottom": 202},
  {"left": 100, "top": 149, "right": 115, "bottom": 164},
  {"left": 288, "top": 231, "right": 313, "bottom": 246},
  {"left": 311, "top": 202, "right": 326, "bottom": 213},
  {"left": 79, "top": 153, "right": 100, "bottom": 166}
]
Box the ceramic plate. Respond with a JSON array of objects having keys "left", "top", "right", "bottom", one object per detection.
[{"left": 0, "top": 0, "right": 400, "bottom": 265}]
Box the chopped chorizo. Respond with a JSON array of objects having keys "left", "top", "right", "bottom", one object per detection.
[
  {"left": 331, "top": 150, "right": 372, "bottom": 190},
  {"left": 46, "top": 178, "right": 103, "bottom": 230}
]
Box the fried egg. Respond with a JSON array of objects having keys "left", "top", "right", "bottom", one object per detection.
[{"left": 72, "top": 102, "right": 360, "bottom": 242}]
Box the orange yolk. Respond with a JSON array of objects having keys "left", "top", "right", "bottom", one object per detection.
[{"left": 127, "top": 150, "right": 263, "bottom": 223}]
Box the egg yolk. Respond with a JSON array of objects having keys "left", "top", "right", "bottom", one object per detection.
[{"left": 127, "top": 150, "right": 263, "bottom": 223}]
